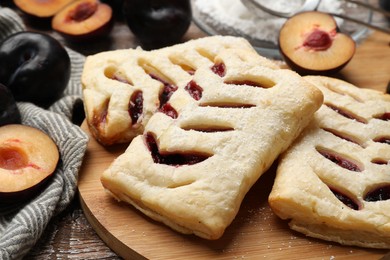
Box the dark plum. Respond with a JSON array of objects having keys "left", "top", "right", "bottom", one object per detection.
[
  {"left": 0, "top": 32, "right": 70, "bottom": 108},
  {"left": 123, "top": 0, "right": 192, "bottom": 49},
  {"left": 380, "top": 0, "right": 390, "bottom": 21},
  {"left": 101, "top": 0, "right": 124, "bottom": 19},
  {"left": 380, "top": 0, "right": 390, "bottom": 12},
  {"left": 0, "top": 83, "right": 21, "bottom": 126}
]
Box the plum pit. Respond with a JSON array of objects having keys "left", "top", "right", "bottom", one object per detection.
[
  {"left": 303, "top": 29, "right": 333, "bottom": 51},
  {"left": 0, "top": 146, "right": 28, "bottom": 170},
  {"left": 67, "top": 2, "right": 97, "bottom": 22}
]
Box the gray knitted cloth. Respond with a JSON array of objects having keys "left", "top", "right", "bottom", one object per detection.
[{"left": 0, "top": 7, "right": 89, "bottom": 260}]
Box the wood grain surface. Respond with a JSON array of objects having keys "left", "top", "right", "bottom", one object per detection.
[
  {"left": 77, "top": 30, "right": 390, "bottom": 260},
  {"left": 11, "top": 0, "right": 388, "bottom": 257}
]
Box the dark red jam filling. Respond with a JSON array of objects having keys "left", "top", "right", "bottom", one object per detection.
[
  {"left": 160, "top": 84, "right": 178, "bottom": 107},
  {"left": 159, "top": 103, "right": 178, "bottom": 119},
  {"left": 149, "top": 74, "right": 178, "bottom": 107},
  {"left": 364, "top": 185, "right": 390, "bottom": 202},
  {"left": 317, "top": 149, "right": 361, "bottom": 172},
  {"left": 128, "top": 91, "right": 143, "bottom": 125},
  {"left": 330, "top": 187, "right": 359, "bottom": 210},
  {"left": 326, "top": 104, "right": 366, "bottom": 124},
  {"left": 225, "top": 80, "right": 269, "bottom": 88},
  {"left": 374, "top": 136, "right": 390, "bottom": 145},
  {"left": 375, "top": 112, "right": 390, "bottom": 121},
  {"left": 185, "top": 80, "right": 203, "bottom": 101},
  {"left": 211, "top": 63, "right": 226, "bottom": 77},
  {"left": 145, "top": 133, "right": 210, "bottom": 166},
  {"left": 371, "top": 158, "right": 388, "bottom": 165}
]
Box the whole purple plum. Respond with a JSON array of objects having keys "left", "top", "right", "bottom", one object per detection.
[{"left": 0, "top": 32, "right": 70, "bottom": 107}]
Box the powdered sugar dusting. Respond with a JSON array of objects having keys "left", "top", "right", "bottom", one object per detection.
[{"left": 253, "top": 0, "right": 305, "bottom": 14}]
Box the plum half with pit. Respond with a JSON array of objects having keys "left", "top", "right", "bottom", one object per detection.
[
  {"left": 52, "top": 0, "right": 114, "bottom": 42},
  {"left": 278, "top": 11, "right": 356, "bottom": 76},
  {"left": 0, "top": 124, "right": 59, "bottom": 203},
  {"left": 0, "top": 83, "right": 21, "bottom": 127},
  {"left": 13, "top": 0, "right": 75, "bottom": 19},
  {"left": 0, "top": 32, "right": 71, "bottom": 107},
  {"left": 123, "top": 0, "right": 192, "bottom": 49}
]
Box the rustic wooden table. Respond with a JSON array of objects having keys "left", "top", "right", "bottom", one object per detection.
[{"left": 3, "top": 1, "right": 387, "bottom": 259}]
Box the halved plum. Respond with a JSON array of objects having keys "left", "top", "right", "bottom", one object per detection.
[
  {"left": 13, "top": 0, "right": 75, "bottom": 18},
  {"left": 278, "top": 11, "right": 356, "bottom": 75},
  {"left": 0, "top": 124, "right": 59, "bottom": 203},
  {"left": 52, "top": 0, "right": 113, "bottom": 41}
]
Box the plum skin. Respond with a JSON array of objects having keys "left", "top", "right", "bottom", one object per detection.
[
  {"left": 123, "top": 0, "right": 192, "bottom": 49},
  {"left": 0, "top": 32, "right": 71, "bottom": 108},
  {"left": 0, "top": 83, "right": 21, "bottom": 126}
]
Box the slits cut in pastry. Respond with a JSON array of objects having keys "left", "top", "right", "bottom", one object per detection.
[
  {"left": 100, "top": 37, "right": 323, "bottom": 240},
  {"left": 269, "top": 76, "right": 390, "bottom": 248},
  {"left": 81, "top": 36, "right": 275, "bottom": 145}
]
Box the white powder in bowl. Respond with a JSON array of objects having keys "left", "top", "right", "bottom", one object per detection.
[
  {"left": 251, "top": 0, "right": 305, "bottom": 17},
  {"left": 194, "top": 0, "right": 343, "bottom": 45}
]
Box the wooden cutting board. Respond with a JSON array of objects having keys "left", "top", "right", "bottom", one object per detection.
[
  {"left": 78, "top": 123, "right": 387, "bottom": 260},
  {"left": 77, "top": 31, "right": 390, "bottom": 259}
]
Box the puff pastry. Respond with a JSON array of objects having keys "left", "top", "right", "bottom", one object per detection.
[
  {"left": 269, "top": 76, "right": 390, "bottom": 248},
  {"left": 81, "top": 36, "right": 277, "bottom": 145},
  {"left": 100, "top": 37, "right": 323, "bottom": 239}
]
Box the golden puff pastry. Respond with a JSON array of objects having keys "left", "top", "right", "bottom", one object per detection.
[
  {"left": 81, "top": 36, "right": 278, "bottom": 145},
  {"left": 101, "top": 41, "right": 323, "bottom": 240},
  {"left": 269, "top": 76, "right": 390, "bottom": 248}
]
